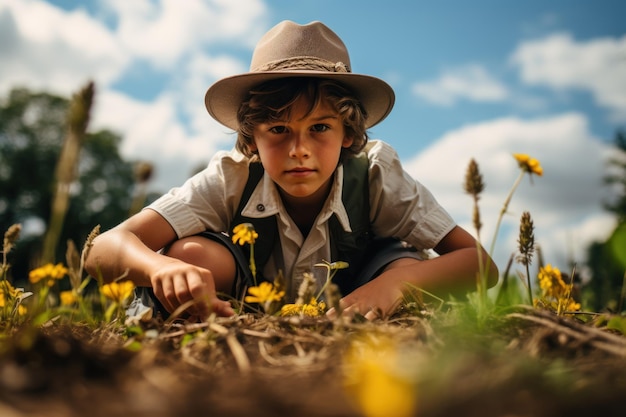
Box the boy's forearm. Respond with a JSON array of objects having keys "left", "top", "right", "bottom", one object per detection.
[
  {"left": 85, "top": 230, "right": 161, "bottom": 286},
  {"left": 389, "top": 247, "right": 499, "bottom": 297}
]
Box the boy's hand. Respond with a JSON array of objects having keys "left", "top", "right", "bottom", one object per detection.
[
  {"left": 150, "top": 259, "right": 234, "bottom": 318},
  {"left": 327, "top": 271, "right": 404, "bottom": 321}
]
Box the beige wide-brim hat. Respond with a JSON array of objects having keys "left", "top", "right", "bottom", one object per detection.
[{"left": 205, "top": 20, "right": 395, "bottom": 131}]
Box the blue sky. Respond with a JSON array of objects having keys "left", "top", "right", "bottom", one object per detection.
[{"left": 1, "top": 0, "right": 625, "bottom": 275}]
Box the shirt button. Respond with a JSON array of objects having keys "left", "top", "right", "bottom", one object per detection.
[{"left": 256, "top": 204, "right": 265, "bottom": 212}]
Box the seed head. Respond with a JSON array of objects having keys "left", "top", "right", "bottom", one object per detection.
[
  {"left": 464, "top": 159, "right": 485, "bottom": 197},
  {"left": 3, "top": 224, "right": 21, "bottom": 254},
  {"left": 517, "top": 211, "right": 535, "bottom": 266}
]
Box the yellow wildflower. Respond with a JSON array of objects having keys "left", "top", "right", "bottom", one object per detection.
[
  {"left": 101, "top": 280, "right": 135, "bottom": 303},
  {"left": 513, "top": 153, "right": 543, "bottom": 176},
  {"left": 279, "top": 303, "right": 301, "bottom": 316},
  {"left": 280, "top": 298, "right": 327, "bottom": 317},
  {"left": 0, "top": 280, "right": 28, "bottom": 315},
  {"left": 0, "top": 279, "right": 19, "bottom": 299},
  {"left": 244, "top": 281, "right": 284, "bottom": 304},
  {"left": 17, "top": 304, "right": 27, "bottom": 316},
  {"left": 561, "top": 298, "right": 581, "bottom": 312},
  {"left": 343, "top": 334, "right": 417, "bottom": 417},
  {"left": 538, "top": 264, "right": 565, "bottom": 298},
  {"left": 60, "top": 290, "right": 78, "bottom": 306},
  {"left": 1, "top": 298, "right": 28, "bottom": 316},
  {"left": 536, "top": 264, "right": 580, "bottom": 314},
  {"left": 231, "top": 223, "right": 258, "bottom": 246},
  {"left": 28, "top": 263, "right": 68, "bottom": 286},
  {"left": 0, "top": 293, "right": 7, "bottom": 308}
]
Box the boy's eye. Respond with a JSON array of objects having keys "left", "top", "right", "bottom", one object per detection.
[
  {"left": 269, "top": 126, "right": 288, "bottom": 134},
  {"left": 311, "top": 124, "right": 329, "bottom": 132}
]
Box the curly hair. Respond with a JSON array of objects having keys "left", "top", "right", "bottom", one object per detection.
[{"left": 236, "top": 77, "right": 369, "bottom": 160}]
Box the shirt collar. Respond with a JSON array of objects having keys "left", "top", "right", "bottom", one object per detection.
[{"left": 241, "top": 165, "right": 353, "bottom": 232}]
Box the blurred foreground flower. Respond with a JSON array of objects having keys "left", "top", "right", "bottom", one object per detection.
[
  {"left": 343, "top": 334, "right": 417, "bottom": 417},
  {"left": 280, "top": 298, "right": 326, "bottom": 317},
  {"left": 60, "top": 290, "right": 79, "bottom": 306},
  {"left": 101, "top": 280, "right": 135, "bottom": 323},
  {"left": 0, "top": 279, "right": 28, "bottom": 316},
  {"left": 245, "top": 281, "right": 284, "bottom": 304},
  {"left": 245, "top": 281, "right": 285, "bottom": 314},
  {"left": 101, "top": 280, "right": 135, "bottom": 303},
  {"left": 29, "top": 263, "right": 68, "bottom": 287}
]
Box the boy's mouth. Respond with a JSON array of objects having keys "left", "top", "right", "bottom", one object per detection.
[{"left": 286, "top": 167, "right": 315, "bottom": 176}]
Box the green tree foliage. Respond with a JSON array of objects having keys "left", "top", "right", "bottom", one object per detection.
[
  {"left": 603, "top": 130, "right": 626, "bottom": 223},
  {"left": 0, "top": 87, "right": 136, "bottom": 282},
  {"left": 584, "top": 129, "right": 626, "bottom": 311}
]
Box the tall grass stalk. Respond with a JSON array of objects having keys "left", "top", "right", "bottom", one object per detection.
[
  {"left": 42, "top": 81, "right": 95, "bottom": 263},
  {"left": 464, "top": 159, "right": 487, "bottom": 312},
  {"left": 517, "top": 211, "right": 535, "bottom": 305}
]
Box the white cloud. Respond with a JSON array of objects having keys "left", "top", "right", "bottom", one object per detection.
[
  {"left": 402, "top": 112, "right": 617, "bottom": 271},
  {"left": 411, "top": 64, "right": 509, "bottom": 106},
  {"left": 101, "top": 0, "right": 267, "bottom": 68},
  {"left": 91, "top": 88, "right": 235, "bottom": 192},
  {"left": 0, "top": 0, "right": 128, "bottom": 97},
  {"left": 88, "top": 52, "right": 249, "bottom": 192},
  {"left": 0, "top": 0, "right": 268, "bottom": 192},
  {"left": 511, "top": 32, "right": 626, "bottom": 121},
  {"left": 176, "top": 53, "right": 247, "bottom": 136}
]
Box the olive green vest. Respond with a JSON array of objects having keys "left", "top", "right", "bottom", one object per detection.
[{"left": 230, "top": 154, "right": 372, "bottom": 295}]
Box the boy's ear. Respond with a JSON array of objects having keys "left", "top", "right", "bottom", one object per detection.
[
  {"left": 342, "top": 135, "right": 354, "bottom": 148},
  {"left": 248, "top": 141, "right": 258, "bottom": 152}
]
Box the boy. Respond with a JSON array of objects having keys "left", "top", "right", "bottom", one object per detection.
[{"left": 85, "top": 21, "right": 498, "bottom": 320}]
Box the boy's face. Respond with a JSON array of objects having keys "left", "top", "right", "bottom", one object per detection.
[{"left": 250, "top": 96, "right": 353, "bottom": 201}]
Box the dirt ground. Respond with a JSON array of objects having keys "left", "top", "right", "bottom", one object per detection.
[{"left": 1, "top": 307, "right": 625, "bottom": 417}]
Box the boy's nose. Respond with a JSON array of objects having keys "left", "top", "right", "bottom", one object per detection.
[{"left": 288, "top": 132, "right": 310, "bottom": 158}]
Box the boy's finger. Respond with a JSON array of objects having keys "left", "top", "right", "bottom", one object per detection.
[
  {"left": 157, "top": 279, "right": 176, "bottom": 313},
  {"left": 212, "top": 300, "right": 235, "bottom": 317},
  {"left": 364, "top": 307, "right": 384, "bottom": 321}
]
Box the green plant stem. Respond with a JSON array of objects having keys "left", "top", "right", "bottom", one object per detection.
[
  {"left": 471, "top": 196, "right": 488, "bottom": 309},
  {"left": 315, "top": 269, "right": 338, "bottom": 301},
  {"left": 495, "top": 253, "right": 515, "bottom": 305},
  {"left": 525, "top": 263, "right": 533, "bottom": 305},
  {"left": 249, "top": 244, "right": 257, "bottom": 286},
  {"left": 489, "top": 170, "right": 525, "bottom": 258}
]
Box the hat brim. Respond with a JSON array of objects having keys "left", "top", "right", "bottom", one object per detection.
[{"left": 205, "top": 71, "right": 395, "bottom": 131}]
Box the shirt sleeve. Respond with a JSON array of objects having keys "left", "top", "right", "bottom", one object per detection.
[
  {"left": 367, "top": 140, "right": 456, "bottom": 250},
  {"left": 146, "top": 149, "right": 250, "bottom": 238}
]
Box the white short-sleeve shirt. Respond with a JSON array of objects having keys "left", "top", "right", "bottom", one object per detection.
[{"left": 147, "top": 140, "right": 455, "bottom": 297}]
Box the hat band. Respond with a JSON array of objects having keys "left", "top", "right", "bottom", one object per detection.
[{"left": 252, "top": 56, "right": 350, "bottom": 73}]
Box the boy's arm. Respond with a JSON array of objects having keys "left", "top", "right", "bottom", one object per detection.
[
  {"left": 85, "top": 209, "right": 234, "bottom": 317},
  {"left": 85, "top": 209, "right": 177, "bottom": 286},
  {"left": 329, "top": 226, "right": 499, "bottom": 319}
]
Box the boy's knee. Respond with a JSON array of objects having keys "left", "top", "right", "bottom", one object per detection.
[
  {"left": 165, "top": 236, "right": 205, "bottom": 262},
  {"left": 165, "top": 236, "right": 237, "bottom": 286},
  {"left": 383, "top": 257, "right": 421, "bottom": 272}
]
